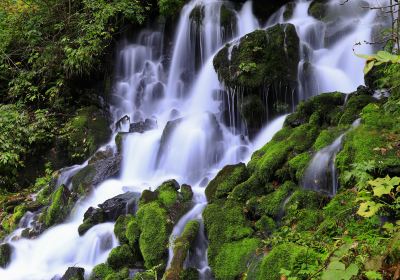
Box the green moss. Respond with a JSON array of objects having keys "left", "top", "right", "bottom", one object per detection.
[
  {"left": 158, "top": 189, "right": 178, "bottom": 208},
  {"left": 258, "top": 243, "right": 320, "bottom": 280},
  {"left": 203, "top": 201, "right": 253, "bottom": 269},
  {"left": 248, "top": 181, "right": 296, "bottom": 219},
  {"left": 283, "top": 2, "right": 295, "bottom": 20},
  {"left": 313, "top": 127, "right": 344, "bottom": 151},
  {"left": 71, "top": 164, "right": 96, "bottom": 194},
  {"left": 285, "top": 92, "right": 344, "bottom": 128},
  {"left": 165, "top": 220, "right": 200, "bottom": 280},
  {"left": 104, "top": 267, "right": 129, "bottom": 280},
  {"left": 158, "top": 0, "right": 185, "bottom": 17},
  {"left": 308, "top": 0, "right": 327, "bottom": 20},
  {"left": 220, "top": 4, "right": 235, "bottom": 29},
  {"left": 180, "top": 184, "right": 193, "bottom": 202},
  {"left": 213, "top": 24, "right": 299, "bottom": 89},
  {"left": 240, "top": 94, "right": 266, "bottom": 133},
  {"left": 288, "top": 152, "right": 311, "bottom": 182},
  {"left": 136, "top": 201, "right": 169, "bottom": 268},
  {"left": 213, "top": 238, "right": 260, "bottom": 280},
  {"left": 205, "top": 163, "right": 249, "bottom": 202},
  {"left": 114, "top": 214, "right": 134, "bottom": 244},
  {"left": 126, "top": 217, "right": 140, "bottom": 248},
  {"left": 89, "top": 263, "right": 114, "bottom": 280},
  {"left": 255, "top": 215, "right": 276, "bottom": 235},
  {"left": 45, "top": 185, "right": 74, "bottom": 227},
  {"left": 339, "top": 94, "right": 376, "bottom": 125},
  {"left": 107, "top": 244, "right": 134, "bottom": 270}
]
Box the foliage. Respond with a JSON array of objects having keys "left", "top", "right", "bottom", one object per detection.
[
  {"left": 158, "top": 0, "right": 185, "bottom": 17},
  {"left": 356, "top": 51, "right": 400, "bottom": 74},
  {"left": 0, "top": 104, "right": 55, "bottom": 190},
  {"left": 357, "top": 176, "right": 400, "bottom": 219}
]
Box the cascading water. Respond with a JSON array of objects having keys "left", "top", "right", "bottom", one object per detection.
[
  {"left": 0, "top": 0, "right": 389, "bottom": 279},
  {"left": 303, "top": 118, "right": 361, "bottom": 196}
]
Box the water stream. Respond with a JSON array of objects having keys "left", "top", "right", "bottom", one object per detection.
[{"left": 0, "top": 0, "right": 388, "bottom": 279}]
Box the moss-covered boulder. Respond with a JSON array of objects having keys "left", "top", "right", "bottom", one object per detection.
[
  {"left": 205, "top": 163, "right": 249, "bottom": 202},
  {"left": 60, "top": 106, "right": 111, "bottom": 164},
  {"left": 203, "top": 200, "right": 253, "bottom": 270},
  {"left": 78, "top": 192, "right": 139, "bottom": 235},
  {"left": 213, "top": 24, "right": 300, "bottom": 136},
  {"left": 107, "top": 244, "right": 135, "bottom": 270},
  {"left": 71, "top": 153, "right": 121, "bottom": 194},
  {"left": 136, "top": 201, "right": 170, "bottom": 268},
  {"left": 164, "top": 220, "right": 200, "bottom": 280},
  {"left": 60, "top": 267, "right": 85, "bottom": 280},
  {"left": 308, "top": 0, "right": 329, "bottom": 21},
  {"left": 258, "top": 243, "right": 320, "bottom": 280},
  {"left": 45, "top": 185, "right": 76, "bottom": 227}
]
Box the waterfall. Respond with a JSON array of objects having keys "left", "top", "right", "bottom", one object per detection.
[
  {"left": 0, "top": 0, "right": 388, "bottom": 279},
  {"left": 303, "top": 119, "right": 361, "bottom": 196}
]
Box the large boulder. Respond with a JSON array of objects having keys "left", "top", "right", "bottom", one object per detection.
[
  {"left": 78, "top": 192, "right": 140, "bottom": 235},
  {"left": 213, "top": 24, "right": 300, "bottom": 136},
  {"left": 61, "top": 267, "right": 85, "bottom": 280},
  {"left": 71, "top": 153, "right": 121, "bottom": 194}
]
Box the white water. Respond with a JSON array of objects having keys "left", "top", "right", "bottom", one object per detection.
[{"left": 0, "top": 0, "right": 389, "bottom": 279}]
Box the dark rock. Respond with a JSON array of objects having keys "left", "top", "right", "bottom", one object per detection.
[
  {"left": 0, "top": 243, "right": 12, "bottom": 268},
  {"left": 129, "top": 118, "right": 157, "bottom": 133},
  {"left": 151, "top": 82, "right": 165, "bottom": 100},
  {"left": 88, "top": 146, "right": 114, "bottom": 165},
  {"left": 78, "top": 192, "right": 140, "bottom": 235},
  {"left": 71, "top": 154, "right": 121, "bottom": 194},
  {"left": 61, "top": 267, "right": 85, "bottom": 280}
]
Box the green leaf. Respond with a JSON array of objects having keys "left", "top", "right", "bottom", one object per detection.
[
  {"left": 364, "top": 60, "right": 375, "bottom": 74},
  {"left": 328, "top": 261, "right": 345, "bottom": 270},
  {"left": 343, "top": 263, "right": 359, "bottom": 280},
  {"left": 365, "top": 270, "right": 382, "bottom": 280},
  {"left": 357, "top": 201, "right": 382, "bottom": 217},
  {"left": 373, "top": 184, "right": 393, "bottom": 197}
]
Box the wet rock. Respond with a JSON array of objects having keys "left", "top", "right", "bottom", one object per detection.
[
  {"left": 129, "top": 118, "right": 157, "bottom": 133},
  {"left": 88, "top": 146, "right": 114, "bottom": 165},
  {"left": 78, "top": 192, "right": 140, "bottom": 235},
  {"left": 151, "top": 82, "right": 165, "bottom": 100},
  {"left": 45, "top": 185, "right": 77, "bottom": 227},
  {"left": 213, "top": 24, "right": 300, "bottom": 137},
  {"left": 0, "top": 243, "right": 12, "bottom": 268},
  {"left": 71, "top": 153, "right": 121, "bottom": 194},
  {"left": 61, "top": 267, "right": 85, "bottom": 280}
]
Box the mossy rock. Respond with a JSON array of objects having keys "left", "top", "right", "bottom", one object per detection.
[
  {"left": 283, "top": 2, "right": 295, "bottom": 20},
  {"left": 107, "top": 244, "right": 135, "bottom": 270},
  {"left": 45, "top": 185, "right": 76, "bottom": 227},
  {"left": 308, "top": 0, "right": 329, "bottom": 21},
  {"left": 258, "top": 242, "right": 320, "bottom": 280},
  {"left": 136, "top": 201, "right": 170, "bottom": 268},
  {"left": 180, "top": 184, "right": 193, "bottom": 202},
  {"left": 214, "top": 24, "right": 299, "bottom": 89},
  {"left": 89, "top": 263, "right": 114, "bottom": 280},
  {"left": 339, "top": 93, "right": 376, "bottom": 125},
  {"left": 114, "top": 214, "right": 134, "bottom": 244},
  {"left": 285, "top": 92, "right": 345, "bottom": 128},
  {"left": 164, "top": 220, "right": 200, "bottom": 280},
  {"left": 213, "top": 238, "right": 260, "bottom": 280},
  {"left": 255, "top": 215, "right": 276, "bottom": 235},
  {"left": 205, "top": 162, "right": 249, "bottom": 202},
  {"left": 60, "top": 106, "right": 111, "bottom": 164},
  {"left": 288, "top": 152, "right": 311, "bottom": 182},
  {"left": 189, "top": 5, "right": 204, "bottom": 25},
  {"left": 246, "top": 181, "right": 296, "bottom": 219},
  {"left": 313, "top": 127, "right": 344, "bottom": 151},
  {"left": 203, "top": 200, "right": 253, "bottom": 269},
  {"left": 220, "top": 4, "right": 236, "bottom": 30}
]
